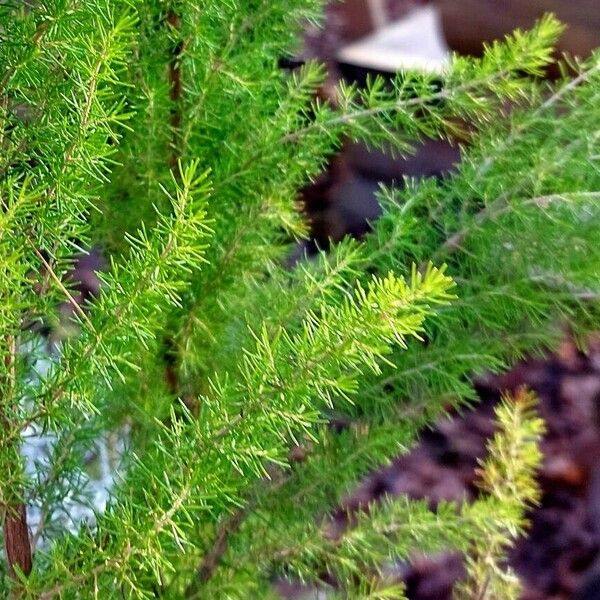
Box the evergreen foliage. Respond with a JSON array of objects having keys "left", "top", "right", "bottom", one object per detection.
[
  {"left": 0, "top": 1, "right": 598, "bottom": 598},
  {"left": 273, "top": 389, "right": 544, "bottom": 600}
]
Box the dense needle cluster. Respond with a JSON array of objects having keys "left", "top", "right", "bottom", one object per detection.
[{"left": 1, "top": 1, "right": 599, "bottom": 598}]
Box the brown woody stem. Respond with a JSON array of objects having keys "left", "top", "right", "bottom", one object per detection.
[{"left": 1, "top": 335, "right": 32, "bottom": 591}]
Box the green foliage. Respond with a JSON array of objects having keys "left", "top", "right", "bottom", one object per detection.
[
  {"left": 456, "top": 390, "right": 544, "bottom": 600},
  {"left": 269, "top": 390, "right": 543, "bottom": 600},
  {"left": 0, "top": 1, "right": 598, "bottom": 598}
]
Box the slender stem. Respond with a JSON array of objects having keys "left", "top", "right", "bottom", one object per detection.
[
  {"left": 167, "top": 10, "right": 184, "bottom": 171},
  {"left": 474, "top": 575, "right": 491, "bottom": 600},
  {"left": 29, "top": 244, "right": 97, "bottom": 334},
  {"left": 430, "top": 191, "right": 600, "bottom": 263},
  {"left": 184, "top": 505, "right": 251, "bottom": 597},
  {"left": 184, "top": 470, "right": 288, "bottom": 598},
  {"left": 0, "top": 20, "right": 49, "bottom": 94},
  {"left": 473, "top": 61, "right": 600, "bottom": 183}
]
